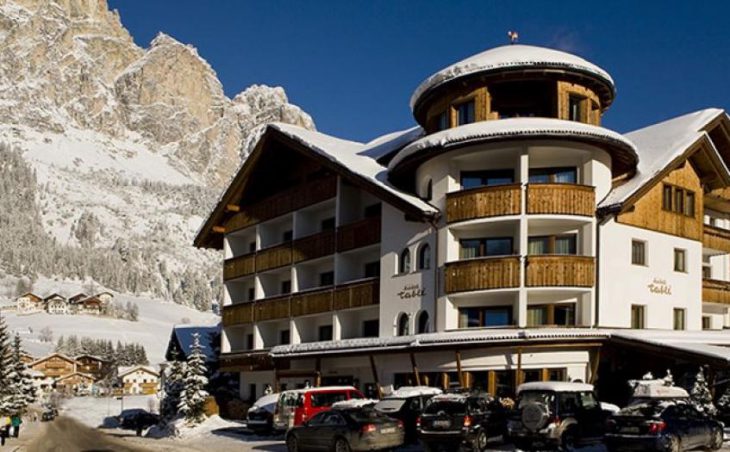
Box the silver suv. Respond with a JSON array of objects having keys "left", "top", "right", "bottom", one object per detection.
[{"left": 507, "top": 382, "right": 609, "bottom": 450}]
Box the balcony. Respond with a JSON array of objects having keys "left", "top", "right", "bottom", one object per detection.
[
  {"left": 336, "top": 216, "right": 381, "bottom": 253},
  {"left": 225, "top": 176, "right": 338, "bottom": 232},
  {"left": 445, "top": 256, "right": 521, "bottom": 294},
  {"left": 703, "top": 278, "right": 730, "bottom": 305},
  {"left": 525, "top": 255, "right": 595, "bottom": 287},
  {"left": 293, "top": 230, "right": 336, "bottom": 263},
  {"left": 703, "top": 224, "right": 730, "bottom": 255},
  {"left": 526, "top": 183, "right": 595, "bottom": 217},
  {"left": 256, "top": 243, "right": 293, "bottom": 272},
  {"left": 219, "top": 350, "right": 274, "bottom": 372},
  {"left": 223, "top": 254, "right": 256, "bottom": 280},
  {"left": 222, "top": 278, "right": 379, "bottom": 326},
  {"left": 446, "top": 184, "right": 521, "bottom": 223}
]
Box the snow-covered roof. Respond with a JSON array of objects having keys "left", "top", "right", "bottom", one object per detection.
[
  {"left": 385, "top": 386, "right": 443, "bottom": 399},
  {"left": 600, "top": 108, "right": 729, "bottom": 209},
  {"left": 632, "top": 383, "right": 689, "bottom": 399},
  {"left": 167, "top": 324, "right": 220, "bottom": 362},
  {"left": 56, "top": 371, "right": 95, "bottom": 382},
  {"left": 30, "top": 352, "right": 78, "bottom": 366},
  {"left": 249, "top": 393, "right": 280, "bottom": 414},
  {"left": 518, "top": 382, "right": 594, "bottom": 393},
  {"left": 410, "top": 44, "right": 615, "bottom": 111},
  {"left": 359, "top": 126, "right": 424, "bottom": 163},
  {"left": 388, "top": 118, "right": 638, "bottom": 174},
  {"left": 269, "top": 123, "right": 437, "bottom": 216},
  {"left": 331, "top": 399, "right": 378, "bottom": 410},
  {"left": 118, "top": 365, "right": 159, "bottom": 378},
  {"left": 611, "top": 329, "right": 730, "bottom": 363}
]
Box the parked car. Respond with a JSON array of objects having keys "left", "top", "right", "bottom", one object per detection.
[
  {"left": 418, "top": 390, "right": 507, "bottom": 451},
  {"left": 274, "top": 386, "right": 365, "bottom": 431},
  {"left": 41, "top": 408, "right": 56, "bottom": 422},
  {"left": 118, "top": 409, "right": 159, "bottom": 434},
  {"left": 247, "top": 393, "right": 279, "bottom": 434},
  {"left": 285, "top": 403, "right": 404, "bottom": 452},
  {"left": 374, "top": 386, "right": 442, "bottom": 443},
  {"left": 507, "top": 381, "right": 609, "bottom": 450},
  {"left": 606, "top": 395, "right": 724, "bottom": 451}
]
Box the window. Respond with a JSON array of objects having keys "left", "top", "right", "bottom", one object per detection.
[
  {"left": 460, "top": 169, "right": 514, "bottom": 189},
  {"left": 568, "top": 95, "right": 585, "bottom": 122},
  {"left": 281, "top": 280, "right": 292, "bottom": 294},
  {"left": 631, "top": 240, "right": 646, "bottom": 265},
  {"left": 527, "top": 304, "right": 576, "bottom": 327},
  {"left": 318, "top": 325, "right": 333, "bottom": 341},
  {"left": 455, "top": 100, "right": 475, "bottom": 126},
  {"left": 247, "top": 287, "right": 255, "bottom": 302},
  {"left": 364, "top": 203, "right": 382, "bottom": 218},
  {"left": 249, "top": 241, "right": 256, "bottom": 253},
  {"left": 321, "top": 217, "right": 336, "bottom": 231},
  {"left": 280, "top": 329, "right": 290, "bottom": 345},
  {"left": 528, "top": 235, "right": 577, "bottom": 255},
  {"left": 363, "top": 319, "right": 379, "bottom": 337},
  {"left": 674, "top": 248, "right": 686, "bottom": 272},
  {"left": 662, "top": 184, "right": 673, "bottom": 210},
  {"left": 282, "top": 230, "right": 293, "bottom": 242},
  {"left": 702, "top": 316, "right": 712, "bottom": 330},
  {"left": 528, "top": 167, "right": 577, "bottom": 184},
  {"left": 673, "top": 309, "right": 686, "bottom": 331},
  {"left": 417, "top": 311, "right": 430, "bottom": 334},
  {"left": 397, "top": 313, "right": 409, "bottom": 336},
  {"left": 319, "top": 271, "right": 334, "bottom": 287},
  {"left": 674, "top": 188, "right": 685, "bottom": 214},
  {"left": 460, "top": 237, "right": 513, "bottom": 259},
  {"left": 685, "top": 192, "right": 695, "bottom": 216},
  {"left": 436, "top": 111, "right": 449, "bottom": 131},
  {"left": 631, "top": 305, "right": 645, "bottom": 329},
  {"left": 246, "top": 334, "right": 254, "bottom": 350},
  {"left": 418, "top": 244, "right": 431, "bottom": 270},
  {"left": 458, "top": 306, "right": 513, "bottom": 328},
  {"left": 662, "top": 184, "right": 696, "bottom": 216},
  {"left": 364, "top": 261, "right": 380, "bottom": 278},
  {"left": 399, "top": 249, "right": 411, "bottom": 274}
]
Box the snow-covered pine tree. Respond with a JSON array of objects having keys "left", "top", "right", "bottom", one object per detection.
[
  {"left": 717, "top": 383, "right": 730, "bottom": 414},
  {"left": 690, "top": 367, "right": 717, "bottom": 415},
  {"left": 178, "top": 333, "right": 209, "bottom": 423},
  {"left": 663, "top": 369, "right": 674, "bottom": 387},
  {"left": 9, "top": 334, "right": 35, "bottom": 413},
  {"left": 160, "top": 358, "right": 186, "bottom": 422},
  {"left": 0, "top": 313, "right": 13, "bottom": 415}
]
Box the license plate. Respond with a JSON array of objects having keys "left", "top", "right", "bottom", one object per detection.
[
  {"left": 434, "top": 420, "right": 451, "bottom": 428},
  {"left": 622, "top": 427, "right": 640, "bottom": 433},
  {"left": 381, "top": 427, "right": 396, "bottom": 434}
]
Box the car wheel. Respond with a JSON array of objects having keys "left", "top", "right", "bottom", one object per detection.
[
  {"left": 560, "top": 428, "right": 577, "bottom": 452},
  {"left": 286, "top": 435, "right": 299, "bottom": 452},
  {"left": 666, "top": 434, "right": 681, "bottom": 452},
  {"left": 334, "top": 437, "right": 351, "bottom": 452},
  {"left": 473, "top": 430, "right": 488, "bottom": 451},
  {"left": 709, "top": 427, "right": 724, "bottom": 451}
]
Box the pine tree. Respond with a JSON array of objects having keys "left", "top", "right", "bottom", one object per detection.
[
  {"left": 690, "top": 367, "right": 716, "bottom": 415},
  {"left": 0, "top": 313, "right": 14, "bottom": 415},
  {"left": 717, "top": 384, "right": 730, "bottom": 413},
  {"left": 8, "top": 334, "right": 35, "bottom": 413},
  {"left": 160, "top": 358, "right": 186, "bottom": 422},
  {"left": 178, "top": 333, "right": 209, "bottom": 424}
]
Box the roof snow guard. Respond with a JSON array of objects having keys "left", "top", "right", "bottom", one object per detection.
[
  {"left": 388, "top": 117, "right": 638, "bottom": 178},
  {"left": 410, "top": 44, "right": 616, "bottom": 114}
]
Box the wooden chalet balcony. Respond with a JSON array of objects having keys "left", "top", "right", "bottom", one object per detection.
[
  {"left": 256, "top": 243, "right": 293, "bottom": 272},
  {"left": 222, "top": 278, "right": 379, "bottom": 326},
  {"left": 525, "top": 255, "right": 595, "bottom": 287},
  {"left": 444, "top": 256, "right": 521, "bottom": 294},
  {"left": 223, "top": 253, "right": 256, "bottom": 280},
  {"left": 446, "top": 184, "right": 521, "bottom": 223},
  {"left": 526, "top": 183, "right": 595, "bottom": 216},
  {"left": 219, "top": 351, "right": 274, "bottom": 372},
  {"left": 293, "top": 230, "right": 336, "bottom": 263},
  {"left": 703, "top": 278, "right": 730, "bottom": 305},
  {"left": 703, "top": 224, "right": 730, "bottom": 255},
  {"left": 337, "top": 216, "right": 382, "bottom": 252},
  {"left": 226, "top": 176, "right": 337, "bottom": 232}
]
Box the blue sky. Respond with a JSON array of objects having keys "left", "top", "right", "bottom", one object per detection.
[{"left": 108, "top": 1, "right": 730, "bottom": 143}]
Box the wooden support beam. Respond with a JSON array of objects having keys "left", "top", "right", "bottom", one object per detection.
[
  {"left": 315, "top": 357, "right": 322, "bottom": 387},
  {"left": 274, "top": 370, "right": 280, "bottom": 393},
  {"left": 225, "top": 204, "right": 241, "bottom": 213},
  {"left": 369, "top": 355, "right": 383, "bottom": 398},
  {"left": 455, "top": 350, "right": 464, "bottom": 388},
  {"left": 516, "top": 347, "right": 523, "bottom": 388},
  {"left": 410, "top": 352, "right": 421, "bottom": 386},
  {"left": 212, "top": 226, "right": 226, "bottom": 234},
  {"left": 589, "top": 346, "right": 601, "bottom": 384}
]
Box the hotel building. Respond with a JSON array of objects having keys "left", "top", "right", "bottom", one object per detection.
[{"left": 195, "top": 44, "right": 730, "bottom": 403}]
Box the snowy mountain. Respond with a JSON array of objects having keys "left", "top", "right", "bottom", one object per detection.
[{"left": 0, "top": 0, "right": 315, "bottom": 310}]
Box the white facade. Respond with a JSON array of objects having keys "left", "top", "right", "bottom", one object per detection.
[
  {"left": 46, "top": 296, "right": 68, "bottom": 315},
  {"left": 120, "top": 366, "right": 160, "bottom": 395}
]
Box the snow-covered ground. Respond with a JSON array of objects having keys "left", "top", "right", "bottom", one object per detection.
[
  {"left": 63, "top": 394, "right": 158, "bottom": 429},
  {"left": 3, "top": 278, "right": 219, "bottom": 364}
]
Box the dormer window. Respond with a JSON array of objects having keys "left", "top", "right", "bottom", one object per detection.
[
  {"left": 568, "top": 95, "right": 585, "bottom": 122},
  {"left": 455, "top": 100, "right": 475, "bottom": 126}
]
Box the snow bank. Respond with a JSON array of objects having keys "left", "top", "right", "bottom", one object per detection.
[{"left": 147, "top": 415, "right": 241, "bottom": 439}]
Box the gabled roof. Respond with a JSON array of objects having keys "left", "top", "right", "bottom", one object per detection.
[
  {"left": 43, "top": 293, "right": 66, "bottom": 301},
  {"left": 68, "top": 293, "right": 88, "bottom": 302},
  {"left": 600, "top": 108, "right": 730, "bottom": 210},
  {"left": 195, "top": 123, "right": 438, "bottom": 249},
  {"left": 56, "top": 371, "right": 95, "bottom": 382},
  {"left": 166, "top": 325, "right": 220, "bottom": 362},
  {"left": 19, "top": 292, "right": 42, "bottom": 301},
  {"left": 118, "top": 365, "right": 159, "bottom": 378},
  {"left": 30, "top": 353, "right": 78, "bottom": 366},
  {"left": 75, "top": 354, "right": 107, "bottom": 363}
]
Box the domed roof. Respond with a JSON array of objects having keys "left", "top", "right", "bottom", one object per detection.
[{"left": 410, "top": 44, "right": 615, "bottom": 112}]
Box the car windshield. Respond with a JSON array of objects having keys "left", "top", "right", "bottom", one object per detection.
[
  {"left": 424, "top": 401, "right": 466, "bottom": 415},
  {"left": 619, "top": 401, "right": 683, "bottom": 418},
  {"left": 375, "top": 398, "right": 406, "bottom": 412},
  {"left": 518, "top": 391, "right": 555, "bottom": 409}
]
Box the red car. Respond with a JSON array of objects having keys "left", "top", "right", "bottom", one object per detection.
[{"left": 274, "top": 386, "right": 365, "bottom": 431}]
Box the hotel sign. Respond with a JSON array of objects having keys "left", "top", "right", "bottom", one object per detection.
[
  {"left": 397, "top": 284, "right": 426, "bottom": 299},
  {"left": 647, "top": 278, "right": 672, "bottom": 296}
]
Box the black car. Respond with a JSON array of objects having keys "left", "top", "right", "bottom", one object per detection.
[
  {"left": 247, "top": 393, "right": 279, "bottom": 434},
  {"left": 606, "top": 401, "right": 724, "bottom": 452},
  {"left": 285, "top": 405, "right": 404, "bottom": 452},
  {"left": 374, "top": 387, "right": 441, "bottom": 443},
  {"left": 418, "top": 391, "right": 506, "bottom": 451},
  {"left": 118, "top": 409, "right": 159, "bottom": 434},
  {"left": 41, "top": 409, "right": 56, "bottom": 422}
]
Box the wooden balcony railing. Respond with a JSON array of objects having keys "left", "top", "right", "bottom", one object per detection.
[
  {"left": 703, "top": 278, "right": 730, "bottom": 305},
  {"left": 446, "top": 184, "right": 521, "bottom": 223},
  {"left": 223, "top": 254, "right": 256, "bottom": 280},
  {"left": 219, "top": 351, "right": 274, "bottom": 372},
  {"left": 525, "top": 255, "right": 595, "bottom": 287},
  {"left": 337, "top": 216, "right": 382, "bottom": 252},
  {"left": 445, "top": 256, "right": 521, "bottom": 294},
  {"left": 293, "top": 230, "right": 336, "bottom": 263},
  {"left": 225, "top": 176, "right": 338, "bottom": 232},
  {"left": 526, "top": 183, "right": 595, "bottom": 216},
  {"left": 222, "top": 278, "right": 379, "bottom": 326},
  {"left": 255, "top": 243, "right": 293, "bottom": 273},
  {"left": 703, "top": 224, "right": 730, "bottom": 255}
]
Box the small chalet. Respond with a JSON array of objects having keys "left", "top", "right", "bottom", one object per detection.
[
  {"left": 67, "top": 293, "right": 87, "bottom": 314},
  {"left": 19, "top": 352, "right": 35, "bottom": 365},
  {"left": 95, "top": 291, "right": 114, "bottom": 304},
  {"left": 165, "top": 325, "right": 220, "bottom": 363},
  {"left": 16, "top": 292, "right": 43, "bottom": 314},
  {"left": 56, "top": 372, "right": 95, "bottom": 395},
  {"left": 30, "top": 353, "right": 79, "bottom": 379},
  {"left": 75, "top": 354, "right": 108, "bottom": 380},
  {"left": 44, "top": 293, "right": 68, "bottom": 315},
  {"left": 119, "top": 365, "right": 160, "bottom": 395},
  {"left": 81, "top": 296, "right": 104, "bottom": 315}
]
